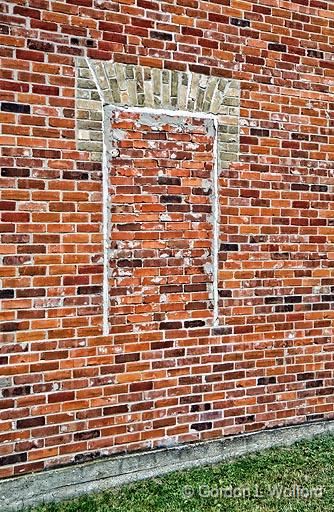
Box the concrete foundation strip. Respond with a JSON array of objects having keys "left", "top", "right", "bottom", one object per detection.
[{"left": 1, "top": 420, "right": 334, "bottom": 511}]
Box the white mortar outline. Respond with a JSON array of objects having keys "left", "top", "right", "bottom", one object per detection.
[
  {"left": 86, "top": 59, "right": 111, "bottom": 336},
  {"left": 102, "top": 104, "right": 221, "bottom": 334}
]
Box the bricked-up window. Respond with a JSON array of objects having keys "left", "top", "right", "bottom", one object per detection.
[
  {"left": 77, "top": 60, "right": 240, "bottom": 334},
  {"left": 108, "top": 109, "right": 216, "bottom": 334}
]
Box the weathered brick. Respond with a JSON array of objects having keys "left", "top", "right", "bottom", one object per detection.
[{"left": 0, "top": 0, "right": 332, "bottom": 479}]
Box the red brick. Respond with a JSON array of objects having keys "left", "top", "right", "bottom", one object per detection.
[{"left": 0, "top": 0, "right": 333, "bottom": 479}]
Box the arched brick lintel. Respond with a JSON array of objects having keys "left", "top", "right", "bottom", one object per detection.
[
  {"left": 89, "top": 59, "right": 239, "bottom": 115},
  {"left": 75, "top": 57, "right": 240, "bottom": 164}
]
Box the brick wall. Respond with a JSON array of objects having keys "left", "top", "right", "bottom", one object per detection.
[
  {"left": 1, "top": 0, "right": 334, "bottom": 479},
  {"left": 109, "top": 111, "right": 215, "bottom": 331}
]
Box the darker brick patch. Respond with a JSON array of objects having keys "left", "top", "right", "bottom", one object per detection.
[
  {"left": 17, "top": 416, "right": 45, "bottom": 429},
  {"left": 213, "top": 363, "right": 234, "bottom": 373},
  {"left": 0, "top": 201, "right": 17, "bottom": 212},
  {"left": 74, "top": 430, "right": 100, "bottom": 441},
  {"left": 322, "top": 295, "right": 334, "bottom": 302},
  {"left": 117, "top": 259, "right": 142, "bottom": 268},
  {"left": 249, "top": 235, "right": 267, "bottom": 243},
  {"left": 2, "top": 386, "right": 31, "bottom": 398},
  {"left": 117, "top": 223, "right": 138, "bottom": 231},
  {"left": 306, "top": 380, "right": 323, "bottom": 389},
  {"left": 193, "top": 187, "right": 211, "bottom": 196},
  {"left": 291, "top": 183, "right": 309, "bottom": 191},
  {"left": 275, "top": 305, "right": 293, "bottom": 312},
  {"left": 236, "top": 414, "right": 255, "bottom": 424},
  {"left": 268, "top": 43, "right": 287, "bottom": 52},
  {"left": 27, "top": 39, "right": 54, "bottom": 52},
  {"left": 220, "top": 244, "right": 239, "bottom": 251},
  {"left": 250, "top": 128, "right": 270, "bottom": 136},
  {"left": 231, "top": 18, "right": 250, "bottom": 27},
  {"left": 265, "top": 296, "right": 282, "bottom": 304},
  {"left": 219, "top": 289, "right": 232, "bottom": 297},
  {"left": 0, "top": 453, "right": 27, "bottom": 467},
  {"left": 151, "top": 30, "right": 173, "bottom": 41},
  {"left": 257, "top": 377, "right": 276, "bottom": 385},
  {"left": 317, "top": 387, "right": 334, "bottom": 396},
  {"left": 17, "top": 245, "right": 46, "bottom": 254},
  {"left": 272, "top": 252, "right": 289, "bottom": 260},
  {"left": 306, "top": 413, "right": 325, "bottom": 422},
  {"left": 151, "top": 340, "right": 174, "bottom": 350},
  {"left": 33, "top": 149, "right": 60, "bottom": 159},
  {"left": 32, "top": 85, "right": 59, "bottom": 96},
  {"left": 311, "top": 185, "right": 327, "bottom": 192},
  {"left": 191, "top": 403, "right": 211, "bottom": 412},
  {"left": 297, "top": 372, "right": 315, "bottom": 381},
  {"left": 161, "top": 195, "right": 182, "bottom": 203},
  {"left": 63, "top": 171, "right": 88, "bottom": 180},
  {"left": 0, "top": 322, "right": 29, "bottom": 332},
  {"left": 17, "top": 288, "right": 45, "bottom": 299},
  {"left": 184, "top": 320, "right": 206, "bottom": 328},
  {"left": 292, "top": 201, "right": 308, "bottom": 209},
  {"left": 291, "top": 133, "right": 310, "bottom": 141},
  {"left": 191, "top": 422, "right": 212, "bottom": 431},
  {"left": 159, "top": 321, "right": 182, "bottom": 330},
  {"left": 167, "top": 204, "right": 189, "bottom": 213},
  {"left": 284, "top": 296, "right": 302, "bottom": 303},
  {"left": 115, "top": 353, "right": 140, "bottom": 364},
  {"left": 1, "top": 168, "right": 30, "bottom": 177},
  {"left": 307, "top": 49, "right": 324, "bottom": 59},
  {"left": 78, "top": 286, "right": 102, "bottom": 295},
  {"left": 48, "top": 391, "right": 75, "bottom": 403},
  {"left": 182, "top": 26, "right": 203, "bottom": 37},
  {"left": 0, "top": 24, "right": 9, "bottom": 34},
  {"left": 158, "top": 176, "right": 181, "bottom": 185},
  {"left": 181, "top": 395, "right": 201, "bottom": 405},
  {"left": 312, "top": 303, "right": 327, "bottom": 311},
  {"left": 193, "top": 205, "right": 210, "bottom": 213},
  {"left": 74, "top": 451, "right": 101, "bottom": 464},
  {"left": 1, "top": 102, "right": 30, "bottom": 114},
  {"left": 0, "top": 289, "right": 14, "bottom": 299}
]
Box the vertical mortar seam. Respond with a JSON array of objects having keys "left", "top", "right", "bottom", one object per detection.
[
  {"left": 212, "top": 116, "right": 220, "bottom": 327},
  {"left": 85, "top": 57, "right": 110, "bottom": 335}
]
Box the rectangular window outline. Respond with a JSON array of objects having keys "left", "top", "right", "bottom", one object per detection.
[{"left": 102, "top": 104, "right": 221, "bottom": 334}]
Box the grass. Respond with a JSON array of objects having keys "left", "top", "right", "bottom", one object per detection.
[{"left": 26, "top": 434, "right": 334, "bottom": 512}]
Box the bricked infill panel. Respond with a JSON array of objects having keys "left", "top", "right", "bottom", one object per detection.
[
  {"left": 0, "top": 0, "right": 334, "bottom": 483},
  {"left": 108, "top": 111, "right": 216, "bottom": 332}
]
